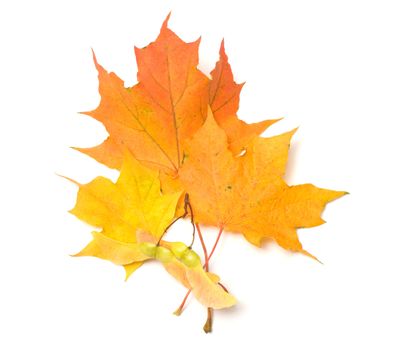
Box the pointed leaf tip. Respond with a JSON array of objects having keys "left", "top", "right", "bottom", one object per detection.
[
  {"left": 91, "top": 48, "right": 99, "bottom": 66},
  {"left": 161, "top": 12, "right": 171, "bottom": 30},
  {"left": 302, "top": 249, "right": 324, "bottom": 264},
  {"left": 57, "top": 174, "right": 81, "bottom": 187},
  {"left": 219, "top": 39, "right": 226, "bottom": 56}
]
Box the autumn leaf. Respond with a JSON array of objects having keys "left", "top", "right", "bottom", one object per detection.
[
  {"left": 68, "top": 152, "right": 236, "bottom": 309},
  {"left": 179, "top": 109, "right": 346, "bottom": 256},
  {"left": 209, "top": 40, "right": 278, "bottom": 154},
  {"left": 69, "top": 151, "right": 181, "bottom": 277},
  {"left": 76, "top": 14, "right": 207, "bottom": 174},
  {"left": 76, "top": 15, "right": 271, "bottom": 174}
]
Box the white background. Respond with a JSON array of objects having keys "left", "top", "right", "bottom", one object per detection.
[{"left": 1, "top": 0, "right": 399, "bottom": 349}]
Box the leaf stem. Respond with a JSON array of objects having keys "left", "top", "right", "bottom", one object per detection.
[
  {"left": 173, "top": 289, "right": 191, "bottom": 316},
  {"left": 157, "top": 193, "right": 196, "bottom": 247},
  {"left": 195, "top": 224, "right": 216, "bottom": 332},
  {"left": 203, "top": 308, "right": 213, "bottom": 333},
  {"left": 208, "top": 226, "right": 223, "bottom": 263},
  {"left": 196, "top": 223, "right": 209, "bottom": 270},
  {"left": 174, "top": 225, "right": 225, "bottom": 329},
  {"left": 186, "top": 195, "right": 196, "bottom": 248},
  {"left": 218, "top": 282, "right": 229, "bottom": 293},
  {"left": 200, "top": 227, "right": 223, "bottom": 333}
]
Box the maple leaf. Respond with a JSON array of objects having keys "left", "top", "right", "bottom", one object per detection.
[
  {"left": 68, "top": 152, "right": 236, "bottom": 310},
  {"left": 209, "top": 40, "right": 278, "bottom": 154},
  {"left": 76, "top": 14, "right": 208, "bottom": 173},
  {"left": 69, "top": 151, "right": 181, "bottom": 278},
  {"left": 76, "top": 15, "right": 269, "bottom": 174},
  {"left": 179, "top": 109, "right": 346, "bottom": 256}
]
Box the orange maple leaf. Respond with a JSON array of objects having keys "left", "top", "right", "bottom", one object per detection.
[
  {"left": 209, "top": 40, "right": 278, "bottom": 154},
  {"left": 179, "top": 110, "right": 347, "bottom": 257},
  {"left": 76, "top": 14, "right": 269, "bottom": 174}
]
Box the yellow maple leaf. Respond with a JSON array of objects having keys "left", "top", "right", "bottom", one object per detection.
[
  {"left": 68, "top": 152, "right": 236, "bottom": 310},
  {"left": 69, "top": 151, "right": 182, "bottom": 277}
]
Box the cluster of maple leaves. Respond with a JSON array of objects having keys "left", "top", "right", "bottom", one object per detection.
[{"left": 67, "top": 15, "right": 345, "bottom": 332}]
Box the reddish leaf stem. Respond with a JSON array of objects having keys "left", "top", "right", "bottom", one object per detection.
[
  {"left": 218, "top": 282, "right": 229, "bottom": 293},
  {"left": 173, "top": 225, "right": 225, "bottom": 319},
  {"left": 207, "top": 226, "right": 223, "bottom": 263},
  {"left": 173, "top": 289, "right": 191, "bottom": 316},
  {"left": 196, "top": 223, "right": 209, "bottom": 271}
]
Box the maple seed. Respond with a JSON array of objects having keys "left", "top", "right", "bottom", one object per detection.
[
  {"left": 170, "top": 242, "right": 189, "bottom": 259},
  {"left": 180, "top": 249, "right": 201, "bottom": 267},
  {"left": 139, "top": 242, "right": 157, "bottom": 258},
  {"left": 155, "top": 246, "right": 174, "bottom": 263}
]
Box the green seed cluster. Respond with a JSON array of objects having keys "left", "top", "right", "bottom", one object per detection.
[{"left": 139, "top": 242, "right": 201, "bottom": 267}]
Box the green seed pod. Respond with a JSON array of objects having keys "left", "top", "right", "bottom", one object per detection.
[
  {"left": 170, "top": 242, "right": 189, "bottom": 259},
  {"left": 139, "top": 242, "right": 157, "bottom": 258},
  {"left": 155, "top": 246, "right": 174, "bottom": 263},
  {"left": 181, "top": 249, "right": 201, "bottom": 267}
]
